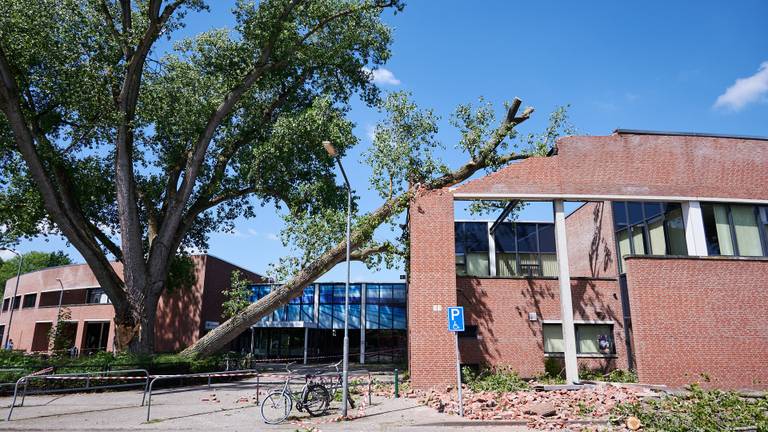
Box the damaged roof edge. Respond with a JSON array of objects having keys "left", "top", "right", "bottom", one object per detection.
[{"left": 613, "top": 128, "right": 768, "bottom": 142}]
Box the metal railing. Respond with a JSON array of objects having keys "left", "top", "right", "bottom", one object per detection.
[
  {"left": 145, "top": 366, "right": 373, "bottom": 421},
  {"left": 6, "top": 368, "right": 150, "bottom": 421}
]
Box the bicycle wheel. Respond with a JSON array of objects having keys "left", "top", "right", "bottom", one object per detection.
[
  {"left": 260, "top": 390, "right": 292, "bottom": 424},
  {"left": 303, "top": 384, "right": 330, "bottom": 417}
]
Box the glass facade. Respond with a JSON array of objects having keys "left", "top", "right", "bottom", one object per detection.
[
  {"left": 250, "top": 282, "right": 407, "bottom": 331},
  {"left": 701, "top": 203, "right": 768, "bottom": 257},
  {"left": 455, "top": 221, "right": 558, "bottom": 277},
  {"left": 612, "top": 201, "right": 687, "bottom": 273}
]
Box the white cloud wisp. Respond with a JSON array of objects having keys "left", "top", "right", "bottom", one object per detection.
[
  {"left": 362, "top": 67, "right": 401, "bottom": 86},
  {"left": 714, "top": 61, "right": 768, "bottom": 111}
]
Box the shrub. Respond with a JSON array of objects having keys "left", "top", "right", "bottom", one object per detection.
[
  {"left": 461, "top": 365, "right": 529, "bottom": 393},
  {"left": 612, "top": 384, "right": 768, "bottom": 431}
]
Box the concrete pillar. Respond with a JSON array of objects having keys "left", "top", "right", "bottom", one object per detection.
[
  {"left": 681, "top": 201, "right": 709, "bottom": 256},
  {"left": 303, "top": 327, "right": 309, "bottom": 365},
  {"left": 360, "top": 283, "right": 366, "bottom": 364},
  {"left": 487, "top": 222, "right": 497, "bottom": 277},
  {"left": 553, "top": 200, "right": 579, "bottom": 384}
]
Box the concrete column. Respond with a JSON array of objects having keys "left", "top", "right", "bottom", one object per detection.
[
  {"left": 303, "top": 327, "right": 309, "bottom": 365},
  {"left": 487, "top": 222, "right": 497, "bottom": 277},
  {"left": 553, "top": 200, "right": 579, "bottom": 384},
  {"left": 681, "top": 201, "right": 709, "bottom": 256},
  {"left": 360, "top": 283, "right": 366, "bottom": 364}
]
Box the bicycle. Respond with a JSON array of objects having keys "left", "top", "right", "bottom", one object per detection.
[
  {"left": 325, "top": 360, "right": 356, "bottom": 410},
  {"left": 260, "top": 362, "right": 330, "bottom": 424}
]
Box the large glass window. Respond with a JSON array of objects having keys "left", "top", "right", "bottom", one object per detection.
[
  {"left": 22, "top": 294, "right": 37, "bottom": 308},
  {"left": 543, "top": 323, "right": 615, "bottom": 355},
  {"left": 493, "top": 222, "right": 558, "bottom": 277},
  {"left": 702, "top": 203, "right": 767, "bottom": 257},
  {"left": 612, "top": 201, "right": 688, "bottom": 272},
  {"left": 455, "top": 222, "right": 490, "bottom": 276},
  {"left": 365, "top": 283, "right": 407, "bottom": 330},
  {"left": 318, "top": 283, "right": 362, "bottom": 329},
  {"left": 86, "top": 288, "right": 110, "bottom": 304},
  {"left": 251, "top": 284, "right": 316, "bottom": 323}
]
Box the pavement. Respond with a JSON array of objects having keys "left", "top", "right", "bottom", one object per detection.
[{"left": 0, "top": 379, "right": 535, "bottom": 432}]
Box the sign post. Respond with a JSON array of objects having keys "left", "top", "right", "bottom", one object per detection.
[{"left": 447, "top": 306, "right": 465, "bottom": 417}]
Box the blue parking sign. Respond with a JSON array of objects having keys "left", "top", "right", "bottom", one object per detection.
[{"left": 447, "top": 307, "right": 465, "bottom": 332}]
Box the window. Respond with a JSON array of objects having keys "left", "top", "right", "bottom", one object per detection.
[
  {"left": 543, "top": 323, "right": 615, "bottom": 355},
  {"left": 12, "top": 296, "right": 20, "bottom": 310},
  {"left": 458, "top": 325, "right": 478, "bottom": 339},
  {"left": 612, "top": 201, "right": 688, "bottom": 272},
  {"left": 455, "top": 222, "right": 490, "bottom": 276},
  {"left": 365, "top": 283, "right": 406, "bottom": 330},
  {"left": 702, "top": 203, "right": 767, "bottom": 257},
  {"left": 86, "top": 288, "right": 110, "bottom": 304},
  {"left": 494, "top": 222, "right": 558, "bottom": 277},
  {"left": 252, "top": 285, "right": 315, "bottom": 323},
  {"left": 22, "top": 294, "right": 37, "bottom": 308},
  {"left": 2, "top": 298, "right": 9, "bottom": 312}
]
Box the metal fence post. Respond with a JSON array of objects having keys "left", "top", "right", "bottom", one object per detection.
[
  {"left": 256, "top": 375, "right": 260, "bottom": 404},
  {"left": 394, "top": 369, "right": 399, "bottom": 398},
  {"left": 368, "top": 371, "right": 372, "bottom": 405}
]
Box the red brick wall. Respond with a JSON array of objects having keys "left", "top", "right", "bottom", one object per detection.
[
  {"left": 565, "top": 201, "right": 618, "bottom": 278},
  {"left": 626, "top": 256, "right": 768, "bottom": 390},
  {"left": 408, "top": 190, "right": 459, "bottom": 389},
  {"left": 457, "top": 277, "right": 626, "bottom": 377},
  {"left": 455, "top": 133, "right": 768, "bottom": 201}
]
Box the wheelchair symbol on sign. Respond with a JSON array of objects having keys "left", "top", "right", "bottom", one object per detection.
[{"left": 447, "top": 306, "right": 465, "bottom": 332}]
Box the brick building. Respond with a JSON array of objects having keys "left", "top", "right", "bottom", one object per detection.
[
  {"left": 0, "top": 255, "right": 262, "bottom": 354},
  {"left": 408, "top": 130, "right": 768, "bottom": 390}
]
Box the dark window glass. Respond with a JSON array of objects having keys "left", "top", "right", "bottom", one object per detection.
[
  {"left": 2, "top": 298, "right": 9, "bottom": 312},
  {"left": 463, "top": 222, "right": 489, "bottom": 252},
  {"left": 454, "top": 223, "right": 465, "bottom": 254},
  {"left": 12, "top": 296, "right": 20, "bottom": 310},
  {"left": 301, "top": 304, "right": 314, "bottom": 321},
  {"left": 493, "top": 223, "right": 516, "bottom": 253},
  {"left": 22, "top": 294, "right": 37, "bottom": 308},
  {"left": 516, "top": 223, "right": 538, "bottom": 252},
  {"left": 627, "top": 202, "right": 644, "bottom": 225},
  {"left": 644, "top": 202, "right": 662, "bottom": 219},
  {"left": 379, "top": 305, "right": 393, "bottom": 329},
  {"left": 701, "top": 203, "right": 722, "bottom": 255},
  {"left": 458, "top": 325, "right": 478, "bottom": 338},
  {"left": 612, "top": 202, "right": 627, "bottom": 228},
  {"left": 538, "top": 224, "right": 556, "bottom": 253}
]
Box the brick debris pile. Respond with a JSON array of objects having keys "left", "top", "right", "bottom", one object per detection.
[{"left": 412, "top": 383, "right": 657, "bottom": 431}]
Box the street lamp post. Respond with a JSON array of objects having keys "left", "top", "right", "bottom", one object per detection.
[
  {"left": 2, "top": 249, "right": 23, "bottom": 349},
  {"left": 322, "top": 140, "right": 352, "bottom": 418},
  {"left": 55, "top": 278, "right": 65, "bottom": 320}
]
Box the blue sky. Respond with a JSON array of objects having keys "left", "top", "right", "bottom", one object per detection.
[{"left": 4, "top": 1, "right": 768, "bottom": 282}]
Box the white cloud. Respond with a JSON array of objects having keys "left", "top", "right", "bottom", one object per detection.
[
  {"left": 247, "top": 228, "right": 259, "bottom": 237},
  {"left": 714, "top": 61, "right": 768, "bottom": 111},
  {"left": 362, "top": 67, "right": 401, "bottom": 86},
  {"left": 0, "top": 249, "right": 17, "bottom": 260}
]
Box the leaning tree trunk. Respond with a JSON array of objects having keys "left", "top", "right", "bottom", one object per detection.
[
  {"left": 180, "top": 98, "right": 534, "bottom": 358},
  {"left": 180, "top": 195, "right": 407, "bottom": 358}
]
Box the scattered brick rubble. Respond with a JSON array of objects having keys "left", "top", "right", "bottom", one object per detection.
[{"left": 409, "top": 382, "right": 662, "bottom": 431}]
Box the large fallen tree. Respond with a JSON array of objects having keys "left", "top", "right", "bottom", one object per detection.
[{"left": 181, "top": 93, "right": 555, "bottom": 357}]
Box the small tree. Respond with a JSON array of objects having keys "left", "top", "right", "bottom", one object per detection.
[
  {"left": 222, "top": 270, "right": 252, "bottom": 319},
  {"left": 48, "top": 307, "right": 74, "bottom": 354}
]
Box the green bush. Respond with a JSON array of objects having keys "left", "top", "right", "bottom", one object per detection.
[
  {"left": 461, "top": 365, "right": 529, "bottom": 393},
  {"left": 580, "top": 367, "right": 638, "bottom": 383},
  {"left": 613, "top": 384, "right": 768, "bottom": 431}
]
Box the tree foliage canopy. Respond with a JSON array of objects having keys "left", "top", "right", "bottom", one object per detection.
[{"left": 0, "top": 0, "right": 404, "bottom": 352}]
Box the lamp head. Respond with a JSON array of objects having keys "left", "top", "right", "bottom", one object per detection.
[{"left": 322, "top": 141, "right": 337, "bottom": 158}]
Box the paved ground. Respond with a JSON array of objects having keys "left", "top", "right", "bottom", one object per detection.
[{"left": 0, "top": 379, "right": 534, "bottom": 431}]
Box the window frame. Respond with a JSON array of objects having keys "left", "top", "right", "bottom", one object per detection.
[
  {"left": 613, "top": 201, "right": 688, "bottom": 273},
  {"left": 542, "top": 322, "right": 616, "bottom": 357},
  {"left": 701, "top": 203, "right": 768, "bottom": 257}
]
